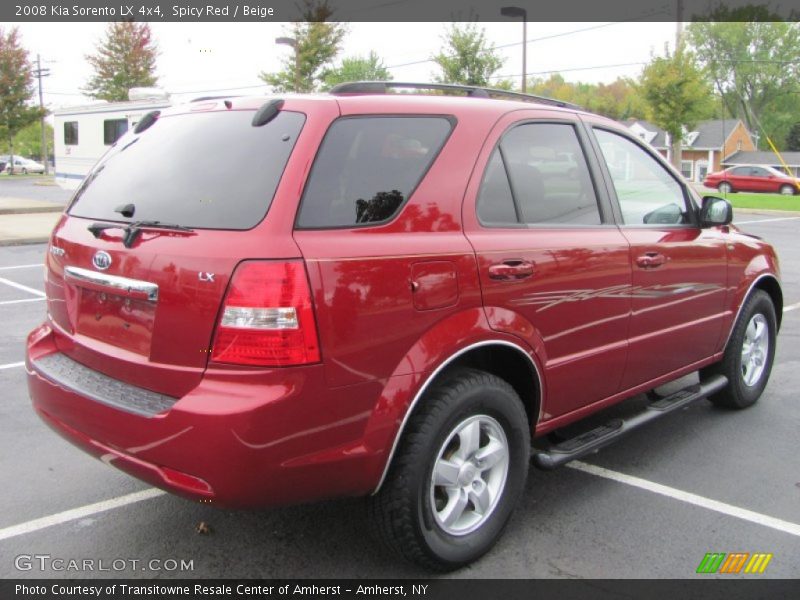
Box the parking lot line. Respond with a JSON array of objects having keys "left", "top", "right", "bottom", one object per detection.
[
  {"left": 0, "top": 361, "right": 24, "bottom": 370},
  {"left": 735, "top": 216, "right": 800, "bottom": 225},
  {"left": 0, "top": 297, "right": 45, "bottom": 306},
  {"left": 0, "top": 264, "right": 43, "bottom": 271},
  {"left": 0, "top": 276, "right": 45, "bottom": 298},
  {"left": 568, "top": 461, "right": 800, "bottom": 538},
  {"left": 784, "top": 301, "right": 800, "bottom": 313},
  {"left": 0, "top": 488, "right": 166, "bottom": 542}
]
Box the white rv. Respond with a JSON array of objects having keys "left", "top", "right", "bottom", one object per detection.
[{"left": 53, "top": 93, "right": 171, "bottom": 190}]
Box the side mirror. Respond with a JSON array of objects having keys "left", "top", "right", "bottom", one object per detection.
[{"left": 700, "top": 196, "right": 733, "bottom": 227}]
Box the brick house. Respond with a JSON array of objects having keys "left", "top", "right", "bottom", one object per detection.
[{"left": 621, "top": 119, "right": 756, "bottom": 182}]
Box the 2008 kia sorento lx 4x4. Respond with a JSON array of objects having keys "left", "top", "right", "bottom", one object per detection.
[{"left": 27, "top": 82, "right": 781, "bottom": 571}]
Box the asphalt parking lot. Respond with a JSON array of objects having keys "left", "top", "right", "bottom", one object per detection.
[{"left": 0, "top": 214, "right": 799, "bottom": 579}]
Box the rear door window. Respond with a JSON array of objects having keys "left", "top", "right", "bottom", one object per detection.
[
  {"left": 296, "top": 116, "right": 453, "bottom": 228},
  {"left": 477, "top": 122, "right": 602, "bottom": 226},
  {"left": 68, "top": 110, "right": 305, "bottom": 230}
]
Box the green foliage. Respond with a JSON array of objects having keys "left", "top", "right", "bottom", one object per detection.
[
  {"left": 0, "top": 27, "right": 43, "bottom": 172},
  {"left": 786, "top": 123, "right": 800, "bottom": 152},
  {"left": 0, "top": 121, "right": 53, "bottom": 158},
  {"left": 527, "top": 74, "right": 650, "bottom": 120},
  {"left": 83, "top": 22, "right": 159, "bottom": 101},
  {"left": 321, "top": 51, "right": 392, "bottom": 91},
  {"left": 687, "top": 17, "right": 800, "bottom": 148},
  {"left": 640, "top": 50, "right": 714, "bottom": 165},
  {"left": 432, "top": 23, "right": 504, "bottom": 86},
  {"left": 261, "top": 0, "right": 346, "bottom": 92}
]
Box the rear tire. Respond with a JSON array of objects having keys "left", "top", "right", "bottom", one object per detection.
[
  {"left": 779, "top": 184, "right": 796, "bottom": 195},
  {"left": 700, "top": 290, "right": 776, "bottom": 409},
  {"left": 718, "top": 182, "right": 732, "bottom": 194},
  {"left": 368, "top": 368, "right": 530, "bottom": 571}
]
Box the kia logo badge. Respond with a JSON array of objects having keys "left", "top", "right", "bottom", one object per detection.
[{"left": 92, "top": 251, "right": 112, "bottom": 271}]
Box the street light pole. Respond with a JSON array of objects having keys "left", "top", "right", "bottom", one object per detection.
[
  {"left": 501, "top": 6, "right": 527, "bottom": 93},
  {"left": 33, "top": 54, "right": 51, "bottom": 174},
  {"left": 276, "top": 37, "right": 300, "bottom": 92}
]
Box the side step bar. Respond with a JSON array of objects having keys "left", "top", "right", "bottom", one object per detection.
[{"left": 531, "top": 375, "right": 728, "bottom": 470}]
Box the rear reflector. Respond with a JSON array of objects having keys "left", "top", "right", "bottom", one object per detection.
[{"left": 211, "top": 261, "right": 320, "bottom": 366}]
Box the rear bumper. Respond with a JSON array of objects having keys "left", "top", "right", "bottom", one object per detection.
[{"left": 26, "top": 323, "right": 384, "bottom": 508}]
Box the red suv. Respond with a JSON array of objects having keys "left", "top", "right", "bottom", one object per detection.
[{"left": 27, "top": 83, "right": 782, "bottom": 571}]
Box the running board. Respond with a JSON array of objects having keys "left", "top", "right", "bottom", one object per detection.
[{"left": 531, "top": 375, "right": 728, "bottom": 470}]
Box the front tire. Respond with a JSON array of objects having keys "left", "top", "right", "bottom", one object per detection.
[
  {"left": 718, "top": 181, "right": 733, "bottom": 194},
  {"left": 700, "top": 290, "right": 776, "bottom": 409},
  {"left": 368, "top": 368, "right": 530, "bottom": 571}
]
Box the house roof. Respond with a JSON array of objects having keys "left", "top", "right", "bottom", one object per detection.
[
  {"left": 619, "top": 118, "right": 750, "bottom": 151},
  {"left": 691, "top": 119, "right": 743, "bottom": 149},
  {"left": 623, "top": 119, "right": 668, "bottom": 148},
  {"left": 723, "top": 150, "right": 800, "bottom": 168}
]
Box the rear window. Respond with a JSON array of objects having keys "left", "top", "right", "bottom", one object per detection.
[
  {"left": 68, "top": 109, "right": 305, "bottom": 230},
  {"left": 296, "top": 116, "right": 453, "bottom": 228}
]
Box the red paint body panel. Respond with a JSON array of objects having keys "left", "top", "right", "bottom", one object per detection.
[{"left": 27, "top": 93, "right": 781, "bottom": 508}]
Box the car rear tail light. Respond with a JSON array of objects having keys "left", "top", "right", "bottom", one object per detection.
[{"left": 211, "top": 261, "right": 320, "bottom": 366}]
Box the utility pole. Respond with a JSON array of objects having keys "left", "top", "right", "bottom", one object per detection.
[
  {"left": 675, "top": 0, "right": 684, "bottom": 53},
  {"left": 32, "top": 54, "right": 51, "bottom": 175}
]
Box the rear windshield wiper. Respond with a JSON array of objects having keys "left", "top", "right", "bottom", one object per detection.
[{"left": 88, "top": 220, "right": 195, "bottom": 248}]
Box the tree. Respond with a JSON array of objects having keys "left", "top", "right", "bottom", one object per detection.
[
  {"left": 528, "top": 74, "right": 650, "bottom": 121},
  {"left": 0, "top": 121, "right": 53, "bottom": 159},
  {"left": 321, "top": 51, "right": 391, "bottom": 91},
  {"left": 0, "top": 27, "right": 42, "bottom": 174},
  {"left": 786, "top": 122, "right": 800, "bottom": 152},
  {"left": 83, "top": 22, "right": 158, "bottom": 101},
  {"left": 640, "top": 50, "right": 714, "bottom": 169},
  {"left": 261, "top": 0, "right": 346, "bottom": 92},
  {"left": 432, "top": 23, "right": 504, "bottom": 86},
  {"left": 687, "top": 12, "right": 800, "bottom": 148}
]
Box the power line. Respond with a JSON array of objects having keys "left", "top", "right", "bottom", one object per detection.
[
  {"left": 487, "top": 61, "right": 648, "bottom": 80},
  {"left": 385, "top": 10, "right": 670, "bottom": 71}
]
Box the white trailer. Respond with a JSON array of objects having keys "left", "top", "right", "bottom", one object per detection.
[{"left": 53, "top": 96, "right": 171, "bottom": 190}]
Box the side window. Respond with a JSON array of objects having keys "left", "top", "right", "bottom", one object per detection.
[
  {"left": 64, "top": 121, "right": 78, "bottom": 146},
  {"left": 750, "top": 167, "right": 768, "bottom": 177},
  {"left": 296, "top": 116, "right": 453, "bottom": 228},
  {"left": 477, "top": 123, "right": 602, "bottom": 226},
  {"left": 594, "top": 129, "right": 690, "bottom": 226},
  {"left": 103, "top": 119, "right": 129, "bottom": 145}
]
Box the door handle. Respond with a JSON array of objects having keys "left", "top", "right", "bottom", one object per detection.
[
  {"left": 488, "top": 260, "right": 534, "bottom": 281},
  {"left": 636, "top": 253, "right": 666, "bottom": 269}
]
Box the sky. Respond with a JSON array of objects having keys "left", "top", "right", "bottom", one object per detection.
[{"left": 7, "top": 20, "right": 677, "bottom": 110}]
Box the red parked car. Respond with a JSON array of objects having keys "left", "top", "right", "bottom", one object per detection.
[
  {"left": 27, "top": 83, "right": 782, "bottom": 571},
  {"left": 704, "top": 164, "right": 800, "bottom": 195}
]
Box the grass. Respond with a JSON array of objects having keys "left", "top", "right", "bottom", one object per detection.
[{"left": 707, "top": 191, "right": 800, "bottom": 212}]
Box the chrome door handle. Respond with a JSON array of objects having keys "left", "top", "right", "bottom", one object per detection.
[
  {"left": 636, "top": 253, "right": 666, "bottom": 269},
  {"left": 488, "top": 260, "right": 534, "bottom": 280}
]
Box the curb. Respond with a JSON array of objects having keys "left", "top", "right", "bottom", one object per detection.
[
  {"left": 0, "top": 206, "right": 63, "bottom": 216},
  {"left": 0, "top": 236, "right": 50, "bottom": 247}
]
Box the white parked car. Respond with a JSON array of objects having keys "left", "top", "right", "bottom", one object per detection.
[{"left": 2, "top": 157, "right": 46, "bottom": 174}]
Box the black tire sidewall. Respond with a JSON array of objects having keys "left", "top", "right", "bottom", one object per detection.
[
  {"left": 408, "top": 374, "right": 530, "bottom": 568},
  {"left": 725, "top": 291, "right": 777, "bottom": 407}
]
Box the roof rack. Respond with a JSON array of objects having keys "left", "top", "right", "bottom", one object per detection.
[
  {"left": 329, "top": 81, "right": 582, "bottom": 111},
  {"left": 190, "top": 95, "right": 242, "bottom": 103}
]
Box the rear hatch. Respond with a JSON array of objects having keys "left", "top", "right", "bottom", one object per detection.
[{"left": 45, "top": 103, "right": 307, "bottom": 398}]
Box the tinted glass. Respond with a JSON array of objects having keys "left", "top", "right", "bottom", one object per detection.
[
  {"left": 296, "top": 117, "right": 452, "bottom": 228},
  {"left": 750, "top": 167, "right": 768, "bottom": 177},
  {"left": 477, "top": 149, "right": 517, "bottom": 224},
  {"left": 64, "top": 122, "right": 78, "bottom": 145},
  {"left": 103, "top": 119, "right": 129, "bottom": 145},
  {"left": 69, "top": 110, "right": 305, "bottom": 230},
  {"left": 478, "top": 123, "right": 601, "bottom": 226},
  {"left": 594, "top": 129, "right": 689, "bottom": 226}
]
